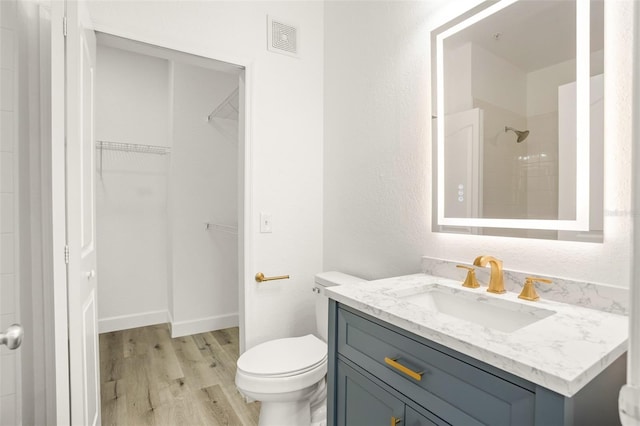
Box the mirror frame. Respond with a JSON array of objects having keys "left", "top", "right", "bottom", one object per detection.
[{"left": 435, "top": 0, "right": 592, "bottom": 231}]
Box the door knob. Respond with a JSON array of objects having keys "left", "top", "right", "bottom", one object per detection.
[
  {"left": 87, "top": 269, "right": 96, "bottom": 279},
  {"left": 0, "top": 324, "right": 23, "bottom": 350}
]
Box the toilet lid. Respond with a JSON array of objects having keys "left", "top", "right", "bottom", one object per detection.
[{"left": 237, "top": 334, "right": 327, "bottom": 377}]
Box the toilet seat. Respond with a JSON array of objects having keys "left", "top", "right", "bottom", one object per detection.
[
  {"left": 236, "top": 334, "right": 328, "bottom": 396},
  {"left": 237, "top": 334, "right": 327, "bottom": 378}
]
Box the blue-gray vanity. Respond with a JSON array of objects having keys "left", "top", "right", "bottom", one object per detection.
[{"left": 326, "top": 274, "right": 627, "bottom": 426}]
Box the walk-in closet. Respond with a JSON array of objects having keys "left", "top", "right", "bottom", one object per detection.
[{"left": 94, "top": 34, "right": 242, "bottom": 338}]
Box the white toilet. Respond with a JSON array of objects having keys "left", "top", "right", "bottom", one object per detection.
[{"left": 235, "top": 271, "right": 365, "bottom": 426}]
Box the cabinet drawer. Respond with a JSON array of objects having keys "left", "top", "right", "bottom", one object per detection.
[{"left": 337, "top": 306, "right": 535, "bottom": 426}]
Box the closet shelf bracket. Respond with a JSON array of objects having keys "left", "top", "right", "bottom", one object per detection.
[{"left": 206, "top": 87, "right": 239, "bottom": 122}]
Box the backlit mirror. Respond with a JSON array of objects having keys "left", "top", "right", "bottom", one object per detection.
[{"left": 433, "top": 0, "right": 604, "bottom": 240}]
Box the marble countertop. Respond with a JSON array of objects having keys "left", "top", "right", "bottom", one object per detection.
[{"left": 326, "top": 273, "right": 628, "bottom": 397}]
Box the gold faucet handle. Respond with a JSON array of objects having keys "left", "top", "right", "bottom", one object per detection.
[
  {"left": 456, "top": 265, "right": 480, "bottom": 288},
  {"left": 518, "top": 277, "right": 552, "bottom": 301}
]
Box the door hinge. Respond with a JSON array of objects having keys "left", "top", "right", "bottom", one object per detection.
[
  {"left": 63, "top": 16, "right": 67, "bottom": 37},
  {"left": 64, "top": 245, "right": 69, "bottom": 264}
]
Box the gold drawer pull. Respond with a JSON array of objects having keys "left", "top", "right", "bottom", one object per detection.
[
  {"left": 384, "top": 357, "right": 423, "bottom": 381},
  {"left": 391, "top": 416, "right": 402, "bottom": 425}
]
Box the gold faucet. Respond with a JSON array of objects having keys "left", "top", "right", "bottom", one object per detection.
[
  {"left": 473, "top": 255, "right": 506, "bottom": 294},
  {"left": 518, "top": 277, "right": 552, "bottom": 301}
]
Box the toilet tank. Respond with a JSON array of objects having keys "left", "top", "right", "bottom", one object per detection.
[{"left": 314, "top": 271, "right": 366, "bottom": 342}]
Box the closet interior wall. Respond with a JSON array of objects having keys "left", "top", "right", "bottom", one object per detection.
[{"left": 95, "top": 42, "right": 239, "bottom": 336}]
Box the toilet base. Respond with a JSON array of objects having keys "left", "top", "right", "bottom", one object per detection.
[
  {"left": 259, "top": 399, "right": 312, "bottom": 426},
  {"left": 241, "top": 379, "right": 326, "bottom": 426}
]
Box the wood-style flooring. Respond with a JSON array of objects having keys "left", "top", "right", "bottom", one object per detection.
[{"left": 99, "top": 324, "right": 260, "bottom": 426}]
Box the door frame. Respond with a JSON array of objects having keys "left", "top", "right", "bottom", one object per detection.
[
  {"left": 51, "top": 17, "right": 254, "bottom": 423},
  {"left": 50, "top": 2, "right": 70, "bottom": 424}
]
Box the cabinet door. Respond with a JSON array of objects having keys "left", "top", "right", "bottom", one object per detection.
[
  {"left": 335, "top": 360, "right": 404, "bottom": 426},
  {"left": 405, "top": 406, "right": 445, "bottom": 426}
]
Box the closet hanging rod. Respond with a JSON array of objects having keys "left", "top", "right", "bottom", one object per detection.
[
  {"left": 205, "top": 222, "right": 238, "bottom": 234},
  {"left": 96, "top": 140, "right": 172, "bottom": 155},
  {"left": 207, "top": 87, "right": 239, "bottom": 122}
]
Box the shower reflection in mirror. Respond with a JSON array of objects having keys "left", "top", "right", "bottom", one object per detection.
[{"left": 432, "top": 0, "right": 604, "bottom": 241}]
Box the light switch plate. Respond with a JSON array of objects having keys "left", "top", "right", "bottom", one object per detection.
[{"left": 260, "top": 212, "right": 272, "bottom": 233}]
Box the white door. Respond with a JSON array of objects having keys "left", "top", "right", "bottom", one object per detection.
[
  {"left": 64, "top": 1, "right": 100, "bottom": 424},
  {"left": 442, "top": 108, "right": 482, "bottom": 232}
]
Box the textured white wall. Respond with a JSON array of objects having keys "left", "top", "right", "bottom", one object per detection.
[
  {"left": 324, "top": 0, "right": 436, "bottom": 279},
  {"left": 88, "top": 1, "right": 324, "bottom": 349},
  {"left": 324, "top": 0, "right": 635, "bottom": 288},
  {"left": 169, "top": 62, "right": 239, "bottom": 335},
  {"left": 95, "top": 45, "right": 171, "bottom": 331}
]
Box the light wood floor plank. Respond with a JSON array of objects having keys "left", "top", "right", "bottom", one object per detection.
[
  {"left": 100, "top": 325, "right": 259, "bottom": 426},
  {"left": 211, "top": 328, "right": 241, "bottom": 361},
  {"left": 153, "top": 378, "right": 201, "bottom": 426},
  {"left": 220, "top": 383, "right": 261, "bottom": 426},
  {"left": 170, "top": 334, "right": 222, "bottom": 390},
  {"left": 123, "top": 326, "right": 151, "bottom": 358},
  {"left": 100, "top": 380, "right": 128, "bottom": 426},
  {"left": 192, "top": 332, "right": 237, "bottom": 384},
  {"left": 196, "top": 384, "right": 244, "bottom": 426},
  {"left": 100, "top": 330, "right": 124, "bottom": 382},
  {"left": 146, "top": 325, "right": 184, "bottom": 384},
  {"left": 122, "top": 355, "right": 162, "bottom": 426}
]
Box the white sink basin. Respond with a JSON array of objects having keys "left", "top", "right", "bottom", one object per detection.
[{"left": 386, "top": 284, "right": 555, "bottom": 333}]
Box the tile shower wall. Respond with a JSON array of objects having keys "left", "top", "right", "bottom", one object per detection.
[
  {"left": 0, "top": 0, "right": 18, "bottom": 423},
  {"left": 472, "top": 43, "right": 560, "bottom": 237}
]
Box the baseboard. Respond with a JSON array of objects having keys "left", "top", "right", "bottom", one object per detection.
[
  {"left": 170, "top": 313, "right": 239, "bottom": 338},
  {"left": 98, "top": 310, "right": 170, "bottom": 334}
]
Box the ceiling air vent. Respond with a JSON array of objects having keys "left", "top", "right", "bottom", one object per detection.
[{"left": 267, "top": 16, "right": 298, "bottom": 58}]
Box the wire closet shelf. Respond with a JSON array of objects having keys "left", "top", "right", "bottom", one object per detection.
[
  {"left": 96, "top": 140, "right": 172, "bottom": 155},
  {"left": 95, "top": 140, "right": 172, "bottom": 177}
]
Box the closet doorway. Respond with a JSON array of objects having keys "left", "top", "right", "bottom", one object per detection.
[{"left": 94, "top": 33, "right": 246, "bottom": 345}]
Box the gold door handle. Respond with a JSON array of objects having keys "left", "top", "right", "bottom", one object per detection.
[
  {"left": 391, "top": 416, "right": 402, "bottom": 426},
  {"left": 255, "top": 272, "right": 290, "bottom": 282},
  {"left": 384, "top": 357, "right": 423, "bottom": 381}
]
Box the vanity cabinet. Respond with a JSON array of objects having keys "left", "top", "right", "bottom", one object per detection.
[
  {"left": 327, "top": 301, "right": 626, "bottom": 426},
  {"left": 336, "top": 358, "right": 445, "bottom": 426}
]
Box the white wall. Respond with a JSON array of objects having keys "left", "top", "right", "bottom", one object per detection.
[
  {"left": 169, "top": 61, "right": 239, "bottom": 336},
  {"left": 2, "top": 1, "right": 56, "bottom": 423},
  {"left": 324, "top": 0, "right": 435, "bottom": 278},
  {"left": 95, "top": 45, "right": 171, "bottom": 331},
  {"left": 471, "top": 44, "right": 527, "bottom": 117},
  {"left": 87, "top": 1, "right": 324, "bottom": 349},
  {"left": 96, "top": 46, "right": 170, "bottom": 146},
  {"left": 0, "top": 0, "right": 20, "bottom": 423},
  {"left": 324, "top": 0, "right": 635, "bottom": 288},
  {"left": 443, "top": 42, "right": 472, "bottom": 114}
]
